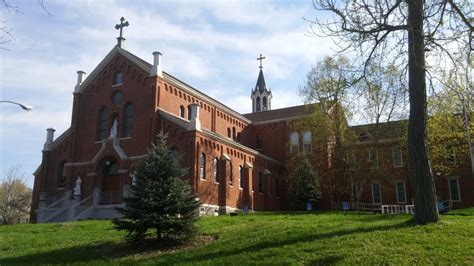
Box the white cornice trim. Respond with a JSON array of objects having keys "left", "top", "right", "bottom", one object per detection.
[
  {"left": 200, "top": 129, "right": 282, "bottom": 166},
  {"left": 157, "top": 108, "right": 190, "bottom": 130},
  {"left": 249, "top": 114, "right": 313, "bottom": 125},
  {"left": 163, "top": 73, "right": 252, "bottom": 124},
  {"left": 158, "top": 107, "right": 282, "bottom": 166}
]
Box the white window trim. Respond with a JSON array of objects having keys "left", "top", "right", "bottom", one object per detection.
[
  {"left": 395, "top": 180, "right": 407, "bottom": 204},
  {"left": 371, "top": 182, "right": 382, "bottom": 204},
  {"left": 448, "top": 177, "right": 462, "bottom": 202},
  {"left": 392, "top": 147, "right": 403, "bottom": 168}
]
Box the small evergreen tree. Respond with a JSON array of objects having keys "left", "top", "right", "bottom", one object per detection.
[
  {"left": 290, "top": 158, "right": 322, "bottom": 211},
  {"left": 113, "top": 132, "right": 200, "bottom": 243}
]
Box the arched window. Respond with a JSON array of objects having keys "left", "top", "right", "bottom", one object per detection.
[
  {"left": 229, "top": 161, "right": 233, "bottom": 186},
  {"left": 239, "top": 165, "right": 243, "bottom": 189},
  {"left": 97, "top": 107, "right": 108, "bottom": 140},
  {"left": 256, "top": 97, "right": 261, "bottom": 111},
  {"left": 187, "top": 105, "right": 192, "bottom": 120},
  {"left": 303, "top": 131, "right": 312, "bottom": 154},
  {"left": 58, "top": 161, "right": 66, "bottom": 188},
  {"left": 114, "top": 71, "right": 124, "bottom": 85},
  {"left": 179, "top": 105, "right": 185, "bottom": 118},
  {"left": 232, "top": 127, "right": 236, "bottom": 139},
  {"left": 290, "top": 131, "right": 299, "bottom": 154},
  {"left": 262, "top": 97, "right": 267, "bottom": 111},
  {"left": 227, "top": 128, "right": 231, "bottom": 138},
  {"left": 199, "top": 153, "right": 206, "bottom": 180},
  {"left": 213, "top": 158, "right": 219, "bottom": 183},
  {"left": 123, "top": 104, "right": 134, "bottom": 137}
]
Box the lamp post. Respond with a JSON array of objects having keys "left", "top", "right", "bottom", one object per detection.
[
  {"left": 0, "top": 100, "right": 33, "bottom": 111},
  {"left": 435, "top": 171, "right": 443, "bottom": 201}
]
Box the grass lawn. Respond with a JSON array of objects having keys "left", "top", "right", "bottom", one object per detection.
[{"left": 1, "top": 209, "right": 473, "bottom": 265}]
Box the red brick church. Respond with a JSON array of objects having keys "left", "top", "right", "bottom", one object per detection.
[{"left": 31, "top": 19, "right": 473, "bottom": 223}]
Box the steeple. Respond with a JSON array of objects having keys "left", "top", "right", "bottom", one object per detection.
[{"left": 251, "top": 54, "right": 272, "bottom": 112}]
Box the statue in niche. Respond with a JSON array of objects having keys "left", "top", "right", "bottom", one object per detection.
[
  {"left": 73, "top": 176, "right": 82, "bottom": 196},
  {"left": 109, "top": 119, "right": 118, "bottom": 138}
]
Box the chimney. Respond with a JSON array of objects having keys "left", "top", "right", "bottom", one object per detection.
[
  {"left": 43, "top": 128, "right": 56, "bottom": 151},
  {"left": 188, "top": 103, "right": 201, "bottom": 132},
  {"left": 74, "top": 71, "right": 86, "bottom": 94},
  {"left": 150, "top": 51, "right": 163, "bottom": 77}
]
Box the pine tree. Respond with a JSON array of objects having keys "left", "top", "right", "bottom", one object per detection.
[
  {"left": 113, "top": 132, "right": 200, "bottom": 243},
  {"left": 290, "top": 158, "right": 322, "bottom": 211}
]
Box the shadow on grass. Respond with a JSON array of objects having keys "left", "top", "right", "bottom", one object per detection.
[
  {"left": 1, "top": 218, "right": 415, "bottom": 264},
  {"left": 0, "top": 236, "right": 213, "bottom": 264},
  {"left": 158, "top": 219, "right": 416, "bottom": 264},
  {"left": 307, "top": 255, "right": 344, "bottom": 265}
]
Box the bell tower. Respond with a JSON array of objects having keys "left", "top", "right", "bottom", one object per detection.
[{"left": 251, "top": 54, "right": 272, "bottom": 112}]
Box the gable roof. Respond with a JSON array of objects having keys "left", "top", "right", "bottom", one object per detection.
[
  {"left": 243, "top": 104, "right": 319, "bottom": 123},
  {"left": 350, "top": 120, "right": 408, "bottom": 141},
  {"left": 79, "top": 46, "right": 252, "bottom": 124}
]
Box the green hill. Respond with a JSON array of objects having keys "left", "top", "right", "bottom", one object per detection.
[{"left": 1, "top": 210, "right": 473, "bottom": 265}]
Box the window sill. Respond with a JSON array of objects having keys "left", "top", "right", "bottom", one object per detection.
[
  {"left": 200, "top": 178, "right": 206, "bottom": 182},
  {"left": 112, "top": 84, "right": 123, "bottom": 88}
]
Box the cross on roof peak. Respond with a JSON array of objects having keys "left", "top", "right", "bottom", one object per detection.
[
  {"left": 115, "top": 17, "right": 129, "bottom": 48},
  {"left": 257, "top": 54, "right": 266, "bottom": 70}
]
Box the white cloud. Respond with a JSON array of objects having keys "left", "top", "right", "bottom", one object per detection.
[{"left": 1, "top": 0, "right": 336, "bottom": 186}]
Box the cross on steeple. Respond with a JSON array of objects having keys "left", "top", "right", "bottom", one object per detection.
[
  {"left": 115, "top": 17, "right": 129, "bottom": 48},
  {"left": 257, "top": 54, "right": 266, "bottom": 69}
]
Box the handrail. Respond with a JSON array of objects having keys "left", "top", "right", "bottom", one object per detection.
[
  {"left": 71, "top": 194, "right": 93, "bottom": 209},
  {"left": 43, "top": 206, "right": 68, "bottom": 222},
  {"left": 44, "top": 194, "right": 67, "bottom": 209},
  {"left": 43, "top": 194, "right": 93, "bottom": 222},
  {"left": 74, "top": 205, "right": 94, "bottom": 220}
]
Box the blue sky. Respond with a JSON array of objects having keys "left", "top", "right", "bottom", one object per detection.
[{"left": 0, "top": 0, "right": 334, "bottom": 187}]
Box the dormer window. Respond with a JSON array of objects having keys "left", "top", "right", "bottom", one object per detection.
[{"left": 114, "top": 71, "right": 124, "bottom": 86}]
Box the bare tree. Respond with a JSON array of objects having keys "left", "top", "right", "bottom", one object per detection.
[
  {"left": 308, "top": 0, "right": 473, "bottom": 224},
  {"left": 1, "top": 0, "right": 54, "bottom": 50},
  {"left": 0, "top": 165, "right": 32, "bottom": 224}
]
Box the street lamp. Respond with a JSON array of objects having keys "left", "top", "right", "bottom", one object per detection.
[
  {"left": 435, "top": 171, "right": 444, "bottom": 201},
  {"left": 0, "top": 100, "right": 33, "bottom": 111}
]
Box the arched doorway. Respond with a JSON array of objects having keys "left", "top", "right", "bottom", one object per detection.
[{"left": 100, "top": 160, "right": 122, "bottom": 204}]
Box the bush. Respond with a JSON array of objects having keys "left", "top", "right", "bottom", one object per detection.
[{"left": 113, "top": 132, "right": 200, "bottom": 243}]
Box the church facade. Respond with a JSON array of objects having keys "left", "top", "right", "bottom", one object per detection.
[{"left": 31, "top": 27, "right": 473, "bottom": 223}]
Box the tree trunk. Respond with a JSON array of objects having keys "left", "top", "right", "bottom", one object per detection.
[{"left": 407, "top": 0, "right": 439, "bottom": 224}]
